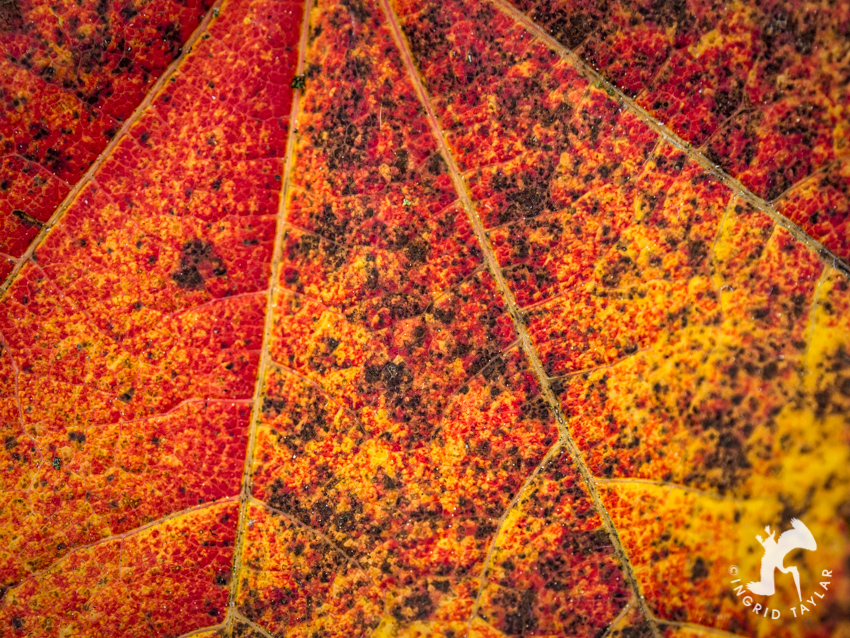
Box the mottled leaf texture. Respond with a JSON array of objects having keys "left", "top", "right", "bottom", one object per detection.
[
  {"left": 0, "top": 0, "right": 214, "bottom": 282},
  {"left": 0, "top": 0, "right": 848, "bottom": 636}
]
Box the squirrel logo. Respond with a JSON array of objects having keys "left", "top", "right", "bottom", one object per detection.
[{"left": 747, "top": 518, "right": 817, "bottom": 602}]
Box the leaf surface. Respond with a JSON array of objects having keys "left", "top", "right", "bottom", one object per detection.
[
  {"left": 0, "top": 0, "right": 213, "bottom": 282},
  {"left": 505, "top": 0, "right": 850, "bottom": 261},
  {"left": 0, "top": 0, "right": 849, "bottom": 637}
]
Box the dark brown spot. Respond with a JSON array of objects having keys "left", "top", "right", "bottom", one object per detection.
[
  {"left": 0, "top": 0, "right": 23, "bottom": 30},
  {"left": 392, "top": 590, "right": 435, "bottom": 622},
  {"left": 171, "top": 239, "right": 227, "bottom": 289},
  {"left": 12, "top": 209, "right": 44, "bottom": 228},
  {"left": 691, "top": 556, "right": 709, "bottom": 582}
]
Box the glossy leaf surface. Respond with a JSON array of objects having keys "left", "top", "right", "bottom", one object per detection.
[{"left": 0, "top": 0, "right": 848, "bottom": 637}]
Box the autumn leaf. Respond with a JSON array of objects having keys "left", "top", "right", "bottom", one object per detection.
[
  {"left": 0, "top": 0, "right": 214, "bottom": 282},
  {"left": 1, "top": 0, "right": 848, "bottom": 636}
]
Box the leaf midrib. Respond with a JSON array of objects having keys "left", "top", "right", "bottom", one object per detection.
[
  {"left": 377, "top": 1, "right": 664, "bottom": 636},
  {"left": 223, "top": 0, "right": 313, "bottom": 633}
]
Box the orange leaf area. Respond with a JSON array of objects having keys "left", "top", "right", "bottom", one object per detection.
[
  {"left": 0, "top": 0, "right": 301, "bottom": 631},
  {"left": 1, "top": 0, "right": 849, "bottom": 636},
  {"left": 1, "top": 502, "right": 238, "bottom": 635},
  {"left": 0, "top": 0, "right": 213, "bottom": 280},
  {"left": 507, "top": 0, "right": 850, "bottom": 261},
  {"left": 390, "top": 0, "right": 850, "bottom": 634}
]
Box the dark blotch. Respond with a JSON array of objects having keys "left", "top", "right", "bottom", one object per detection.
[
  {"left": 0, "top": 0, "right": 24, "bottom": 30},
  {"left": 496, "top": 589, "right": 538, "bottom": 635},
  {"left": 12, "top": 209, "right": 44, "bottom": 228},
  {"left": 404, "top": 240, "right": 429, "bottom": 263},
  {"left": 691, "top": 556, "right": 709, "bottom": 582},
  {"left": 392, "top": 591, "right": 435, "bottom": 622},
  {"left": 171, "top": 239, "right": 227, "bottom": 289},
  {"left": 340, "top": 0, "right": 370, "bottom": 22}
]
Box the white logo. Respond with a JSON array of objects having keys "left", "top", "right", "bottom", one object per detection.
[
  {"left": 729, "top": 518, "right": 833, "bottom": 621},
  {"left": 747, "top": 518, "right": 816, "bottom": 601}
]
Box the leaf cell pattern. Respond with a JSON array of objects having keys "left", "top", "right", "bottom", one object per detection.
[
  {"left": 0, "top": 0, "right": 214, "bottom": 283},
  {"left": 0, "top": 0, "right": 300, "bottom": 631},
  {"left": 0, "top": 0, "right": 848, "bottom": 637},
  {"left": 507, "top": 0, "right": 850, "bottom": 261}
]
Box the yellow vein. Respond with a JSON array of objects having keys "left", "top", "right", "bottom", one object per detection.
[
  {"left": 657, "top": 619, "right": 753, "bottom": 638},
  {"left": 600, "top": 598, "right": 635, "bottom": 638},
  {"left": 488, "top": 0, "right": 850, "bottom": 279},
  {"left": 378, "top": 1, "right": 661, "bottom": 636},
  {"left": 0, "top": 0, "right": 227, "bottom": 298},
  {"left": 248, "top": 496, "right": 372, "bottom": 576},
  {"left": 224, "top": 1, "right": 312, "bottom": 633},
  {"left": 593, "top": 478, "right": 759, "bottom": 505},
  {"left": 547, "top": 347, "right": 652, "bottom": 380},
  {"left": 163, "top": 290, "right": 270, "bottom": 320},
  {"left": 434, "top": 337, "right": 522, "bottom": 408},
  {"left": 244, "top": 496, "right": 391, "bottom": 626},
  {"left": 803, "top": 266, "right": 832, "bottom": 359},
  {"left": 467, "top": 442, "right": 561, "bottom": 627},
  {"left": 232, "top": 612, "right": 277, "bottom": 638},
  {"left": 0, "top": 496, "right": 238, "bottom": 606},
  {"left": 175, "top": 622, "right": 225, "bottom": 638}
]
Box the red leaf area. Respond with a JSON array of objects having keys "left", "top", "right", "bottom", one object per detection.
[
  {"left": 0, "top": 0, "right": 213, "bottom": 282},
  {"left": 514, "top": 0, "right": 850, "bottom": 261},
  {"left": 0, "top": 0, "right": 849, "bottom": 637},
  {"left": 0, "top": 0, "right": 298, "bottom": 632}
]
